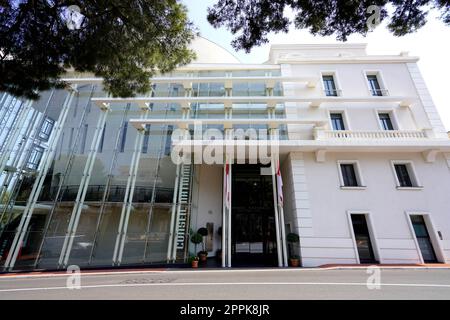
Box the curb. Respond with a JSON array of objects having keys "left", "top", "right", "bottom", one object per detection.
[{"left": 1, "top": 265, "right": 449, "bottom": 279}]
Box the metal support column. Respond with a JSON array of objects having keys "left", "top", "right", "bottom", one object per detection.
[
  {"left": 221, "top": 161, "right": 227, "bottom": 268},
  {"left": 114, "top": 108, "right": 149, "bottom": 265},
  {"left": 227, "top": 159, "right": 232, "bottom": 268},
  {"left": 268, "top": 100, "right": 283, "bottom": 267},
  {"left": 167, "top": 163, "right": 181, "bottom": 262},
  {"left": 58, "top": 103, "right": 110, "bottom": 268},
  {"left": 270, "top": 153, "right": 283, "bottom": 267},
  {"left": 278, "top": 204, "right": 288, "bottom": 267}
]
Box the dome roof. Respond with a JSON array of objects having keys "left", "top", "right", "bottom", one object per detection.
[{"left": 189, "top": 37, "right": 241, "bottom": 64}]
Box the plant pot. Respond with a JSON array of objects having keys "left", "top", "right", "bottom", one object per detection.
[
  {"left": 199, "top": 253, "right": 208, "bottom": 262},
  {"left": 289, "top": 258, "right": 300, "bottom": 267},
  {"left": 191, "top": 260, "right": 199, "bottom": 268}
]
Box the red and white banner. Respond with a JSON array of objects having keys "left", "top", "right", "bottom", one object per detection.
[{"left": 276, "top": 161, "right": 283, "bottom": 206}]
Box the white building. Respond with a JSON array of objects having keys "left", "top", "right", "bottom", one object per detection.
[{"left": 0, "top": 37, "right": 449, "bottom": 271}]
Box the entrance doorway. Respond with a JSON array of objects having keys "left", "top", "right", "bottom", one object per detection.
[
  {"left": 350, "top": 214, "right": 378, "bottom": 263},
  {"left": 231, "top": 164, "right": 277, "bottom": 267}
]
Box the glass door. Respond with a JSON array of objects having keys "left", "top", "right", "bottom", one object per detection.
[
  {"left": 410, "top": 215, "right": 437, "bottom": 263},
  {"left": 231, "top": 164, "right": 277, "bottom": 267}
]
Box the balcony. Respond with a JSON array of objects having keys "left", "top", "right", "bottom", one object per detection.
[{"left": 314, "top": 129, "right": 430, "bottom": 141}]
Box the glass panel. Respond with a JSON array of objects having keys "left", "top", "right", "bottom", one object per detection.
[
  {"left": 121, "top": 204, "right": 150, "bottom": 265},
  {"left": 37, "top": 203, "right": 73, "bottom": 269},
  {"left": 89, "top": 203, "right": 122, "bottom": 265},
  {"left": 341, "top": 164, "right": 358, "bottom": 187},
  {"left": 379, "top": 113, "right": 394, "bottom": 130},
  {"left": 144, "top": 207, "right": 171, "bottom": 263},
  {"left": 417, "top": 238, "right": 437, "bottom": 262},
  {"left": 66, "top": 203, "right": 102, "bottom": 266},
  {"left": 0, "top": 203, "right": 27, "bottom": 267},
  {"left": 395, "top": 164, "right": 413, "bottom": 187}
]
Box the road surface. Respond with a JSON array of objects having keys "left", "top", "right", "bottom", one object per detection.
[{"left": 1, "top": 267, "right": 450, "bottom": 300}]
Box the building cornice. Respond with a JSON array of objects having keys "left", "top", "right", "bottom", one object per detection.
[
  {"left": 270, "top": 43, "right": 368, "bottom": 51},
  {"left": 274, "top": 56, "right": 419, "bottom": 64}
]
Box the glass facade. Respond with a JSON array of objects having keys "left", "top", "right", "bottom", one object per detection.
[{"left": 0, "top": 69, "right": 285, "bottom": 271}]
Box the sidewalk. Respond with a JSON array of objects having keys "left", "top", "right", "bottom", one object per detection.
[
  {"left": 319, "top": 263, "right": 450, "bottom": 269},
  {"left": 1, "top": 263, "right": 450, "bottom": 278}
]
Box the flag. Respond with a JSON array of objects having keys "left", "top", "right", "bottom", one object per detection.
[
  {"left": 225, "top": 162, "right": 231, "bottom": 209},
  {"left": 276, "top": 161, "right": 283, "bottom": 206}
]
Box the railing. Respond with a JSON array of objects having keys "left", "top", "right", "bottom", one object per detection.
[
  {"left": 315, "top": 129, "right": 429, "bottom": 140},
  {"left": 33, "top": 185, "right": 174, "bottom": 203}
]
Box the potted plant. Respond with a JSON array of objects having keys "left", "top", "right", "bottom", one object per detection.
[
  {"left": 190, "top": 232, "right": 203, "bottom": 263},
  {"left": 188, "top": 255, "right": 199, "bottom": 268},
  {"left": 286, "top": 232, "right": 300, "bottom": 267},
  {"left": 197, "top": 227, "right": 209, "bottom": 262}
]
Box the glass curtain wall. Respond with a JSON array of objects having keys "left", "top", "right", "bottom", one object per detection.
[
  {"left": 0, "top": 83, "right": 182, "bottom": 270},
  {"left": 0, "top": 67, "right": 285, "bottom": 271}
]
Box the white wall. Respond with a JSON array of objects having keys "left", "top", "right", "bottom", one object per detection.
[
  {"left": 283, "top": 61, "right": 434, "bottom": 138},
  {"left": 190, "top": 164, "right": 223, "bottom": 257},
  {"left": 284, "top": 151, "right": 450, "bottom": 266}
]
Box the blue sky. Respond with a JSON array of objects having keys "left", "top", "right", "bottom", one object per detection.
[{"left": 183, "top": 0, "right": 450, "bottom": 130}]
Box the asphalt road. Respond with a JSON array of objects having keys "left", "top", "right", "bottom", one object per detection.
[{"left": 1, "top": 268, "right": 450, "bottom": 300}]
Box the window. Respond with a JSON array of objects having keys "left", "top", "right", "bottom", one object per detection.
[
  {"left": 322, "top": 75, "right": 338, "bottom": 96},
  {"left": 141, "top": 124, "right": 151, "bottom": 154},
  {"left": 68, "top": 127, "right": 74, "bottom": 149},
  {"left": 38, "top": 117, "right": 55, "bottom": 141},
  {"left": 395, "top": 164, "right": 413, "bottom": 187},
  {"left": 330, "top": 113, "right": 346, "bottom": 131},
  {"left": 80, "top": 124, "right": 88, "bottom": 154},
  {"left": 367, "top": 75, "right": 383, "bottom": 96},
  {"left": 119, "top": 121, "right": 128, "bottom": 153},
  {"left": 338, "top": 161, "right": 364, "bottom": 188},
  {"left": 341, "top": 164, "right": 358, "bottom": 186},
  {"left": 164, "top": 125, "right": 173, "bottom": 155},
  {"left": 378, "top": 113, "right": 394, "bottom": 130},
  {"left": 98, "top": 124, "right": 106, "bottom": 153},
  {"left": 392, "top": 161, "right": 421, "bottom": 188},
  {"left": 58, "top": 132, "right": 64, "bottom": 160},
  {"left": 27, "top": 145, "right": 45, "bottom": 170}
]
